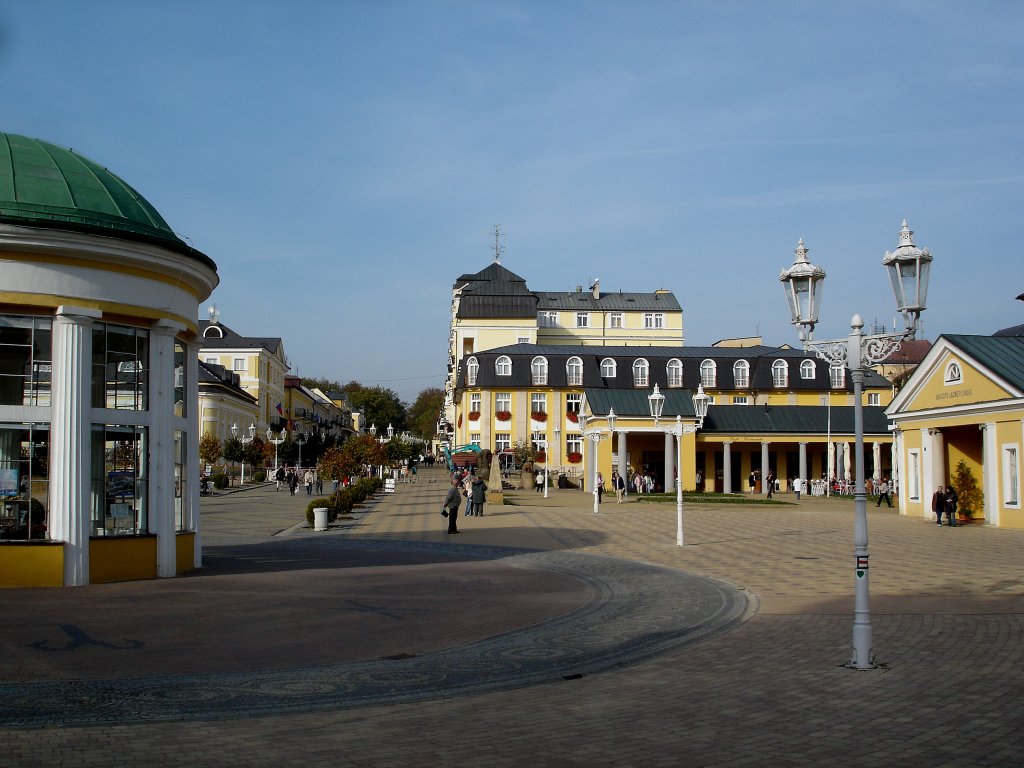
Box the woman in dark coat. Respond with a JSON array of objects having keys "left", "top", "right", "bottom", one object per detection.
[{"left": 470, "top": 475, "right": 488, "bottom": 516}]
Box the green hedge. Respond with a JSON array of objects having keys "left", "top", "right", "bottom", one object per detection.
[
  {"left": 304, "top": 477, "right": 385, "bottom": 527},
  {"left": 210, "top": 473, "right": 229, "bottom": 489}
]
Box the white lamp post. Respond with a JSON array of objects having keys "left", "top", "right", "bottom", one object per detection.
[
  {"left": 779, "top": 220, "right": 931, "bottom": 670},
  {"left": 553, "top": 423, "right": 561, "bottom": 495},
  {"left": 266, "top": 428, "right": 284, "bottom": 471},
  {"left": 369, "top": 423, "right": 377, "bottom": 437},
  {"left": 580, "top": 409, "right": 613, "bottom": 515},
  {"left": 296, "top": 432, "right": 307, "bottom": 471},
  {"left": 648, "top": 385, "right": 710, "bottom": 547},
  {"left": 232, "top": 422, "right": 256, "bottom": 485}
]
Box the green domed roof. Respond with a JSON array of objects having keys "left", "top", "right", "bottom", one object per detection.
[{"left": 0, "top": 132, "right": 214, "bottom": 270}]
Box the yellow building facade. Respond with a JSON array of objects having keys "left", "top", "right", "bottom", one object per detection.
[{"left": 887, "top": 334, "right": 1024, "bottom": 529}]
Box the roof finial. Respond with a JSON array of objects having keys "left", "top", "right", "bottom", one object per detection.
[
  {"left": 492, "top": 225, "right": 505, "bottom": 264},
  {"left": 898, "top": 219, "right": 914, "bottom": 247}
]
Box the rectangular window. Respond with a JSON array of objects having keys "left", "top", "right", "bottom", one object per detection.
[
  {"left": 609, "top": 313, "right": 623, "bottom": 328},
  {"left": 92, "top": 323, "right": 149, "bottom": 410},
  {"left": 470, "top": 393, "right": 481, "bottom": 414},
  {"left": 830, "top": 365, "right": 846, "bottom": 388},
  {"left": 867, "top": 392, "right": 880, "bottom": 406},
  {"left": 538, "top": 311, "right": 558, "bottom": 328},
  {"left": 576, "top": 312, "right": 589, "bottom": 328},
  {"left": 531, "top": 393, "right": 547, "bottom": 415},
  {"left": 174, "top": 429, "right": 186, "bottom": 531},
  {"left": 495, "top": 433, "right": 511, "bottom": 452},
  {"left": 733, "top": 396, "right": 748, "bottom": 405},
  {"left": 91, "top": 424, "right": 148, "bottom": 536},
  {"left": 908, "top": 449, "right": 921, "bottom": 501},
  {"left": 495, "top": 392, "right": 511, "bottom": 413},
  {"left": 566, "top": 393, "right": 582, "bottom": 414},
  {"left": 517, "top": 336, "right": 530, "bottom": 345},
  {"left": 0, "top": 423, "right": 50, "bottom": 541},
  {"left": 0, "top": 316, "right": 53, "bottom": 407},
  {"left": 470, "top": 433, "right": 481, "bottom": 446},
  {"left": 233, "top": 358, "right": 246, "bottom": 371},
  {"left": 205, "top": 357, "right": 218, "bottom": 365},
  {"left": 644, "top": 313, "right": 664, "bottom": 329},
  {"left": 1003, "top": 445, "right": 1020, "bottom": 506},
  {"left": 174, "top": 341, "right": 186, "bottom": 418},
  {"left": 566, "top": 434, "right": 582, "bottom": 456}
]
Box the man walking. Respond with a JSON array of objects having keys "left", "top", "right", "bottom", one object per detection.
[{"left": 876, "top": 477, "right": 893, "bottom": 508}]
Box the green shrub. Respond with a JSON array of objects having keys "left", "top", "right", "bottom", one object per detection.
[
  {"left": 305, "top": 497, "right": 336, "bottom": 527},
  {"left": 253, "top": 470, "right": 267, "bottom": 483},
  {"left": 211, "top": 473, "right": 229, "bottom": 489}
]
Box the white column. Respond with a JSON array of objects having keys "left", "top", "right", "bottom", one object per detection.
[
  {"left": 49, "top": 306, "right": 101, "bottom": 586},
  {"left": 186, "top": 339, "right": 203, "bottom": 568},
  {"left": 617, "top": 431, "right": 629, "bottom": 497},
  {"left": 664, "top": 430, "right": 674, "bottom": 491},
  {"left": 761, "top": 441, "right": 770, "bottom": 495},
  {"left": 723, "top": 441, "right": 732, "bottom": 494},
  {"left": 827, "top": 441, "right": 835, "bottom": 482},
  {"left": 921, "top": 428, "right": 935, "bottom": 509},
  {"left": 893, "top": 430, "right": 905, "bottom": 514},
  {"left": 150, "top": 321, "right": 185, "bottom": 578},
  {"left": 981, "top": 422, "right": 999, "bottom": 525},
  {"left": 872, "top": 442, "right": 882, "bottom": 484},
  {"left": 931, "top": 429, "right": 946, "bottom": 490},
  {"left": 798, "top": 442, "right": 808, "bottom": 488}
]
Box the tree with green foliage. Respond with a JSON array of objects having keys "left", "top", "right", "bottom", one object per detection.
[
  {"left": 344, "top": 382, "right": 407, "bottom": 434},
  {"left": 407, "top": 387, "right": 444, "bottom": 439}
]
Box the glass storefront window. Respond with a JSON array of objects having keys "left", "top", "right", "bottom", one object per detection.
[
  {"left": 91, "top": 425, "right": 148, "bottom": 536},
  {"left": 0, "top": 424, "right": 50, "bottom": 541},
  {"left": 92, "top": 323, "right": 149, "bottom": 410},
  {"left": 174, "top": 429, "right": 186, "bottom": 531},
  {"left": 174, "top": 341, "right": 186, "bottom": 418},
  {"left": 0, "top": 316, "right": 52, "bottom": 407}
]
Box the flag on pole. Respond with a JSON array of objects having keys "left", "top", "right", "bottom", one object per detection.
[{"left": 276, "top": 402, "right": 283, "bottom": 415}]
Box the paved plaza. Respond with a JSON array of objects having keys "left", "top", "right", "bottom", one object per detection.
[{"left": 2, "top": 464, "right": 1022, "bottom": 766}]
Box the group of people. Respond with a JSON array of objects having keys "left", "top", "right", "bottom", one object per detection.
[
  {"left": 931, "top": 485, "right": 960, "bottom": 526},
  {"left": 440, "top": 468, "right": 488, "bottom": 534},
  {"left": 273, "top": 466, "right": 326, "bottom": 496}
]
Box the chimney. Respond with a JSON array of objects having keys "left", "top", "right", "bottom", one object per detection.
[{"left": 591, "top": 279, "right": 600, "bottom": 299}]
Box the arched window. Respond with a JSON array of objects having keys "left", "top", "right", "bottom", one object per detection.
[
  {"left": 800, "top": 359, "right": 816, "bottom": 380},
  {"left": 495, "top": 355, "right": 512, "bottom": 376},
  {"left": 466, "top": 357, "right": 479, "bottom": 386},
  {"left": 531, "top": 356, "right": 548, "bottom": 386},
  {"left": 566, "top": 356, "right": 583, "bottom": 386},
  {"left": 632, "top": 359, "right": 649, "bottom": 387},
  {"left": 666, "top": 358, "right": 683, "bottom": 388},
  {"left": 772, "top": 359, "right": 789, "bottom": 388},
  {"left": 600, "top": 357, "right": 617, "bottom": 378},
  {"left": 830, "top": 364, "right": 846, "bottom": 389},
  {"left": 733, "top": 360, "right": 750, "bottom": 388},
  {"left": 700, "top": 359, "right": 717, "bottom": 388}
]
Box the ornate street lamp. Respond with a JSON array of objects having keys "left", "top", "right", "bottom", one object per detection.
[
  {"left": 551, "top": 423, "right": 561, "bottom": 496},
  {"left": 779, "top": 220, "right": 932, "bottom": 670},
  {"left": 296, "top": 432, "right": 307, "bottom": 470},
  {"left": 266, "top": 428, "right": 284, "bottom": 471},
  {"left": 649, "top": 385, "right": 710, "bottom": 547},
  {"left": 387, "top": 423, "right": 394, "bottom": 441},
  {"left": 369, "top": 423, "right": 377, "bottom": 437},
  {"left": 231, "top": 422, "right": 256, "bottom": 485},
  {"left": 579, "top": 409, "right": 613, "bottom": 515}
]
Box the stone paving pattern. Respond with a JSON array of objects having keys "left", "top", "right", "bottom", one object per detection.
[{"left": 3, "top": 465, "right": 1023, "bottom": 766}]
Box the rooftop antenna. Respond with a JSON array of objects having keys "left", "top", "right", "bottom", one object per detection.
[{"left": 492, "top": 225, "right": 505, "bottom": 264}]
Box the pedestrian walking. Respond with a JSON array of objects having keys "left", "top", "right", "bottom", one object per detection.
[
  {"left": 596, "top": 472, "right": 604, "bottom": 503},
  {"left": 535, "top": 469, "right": 543, "bottom": 493},
  {"left": 944, "top": 486, "right": 959, "bottom": 527},
  {"left": 749, "top": 471, "right": 756, "bottom": 494},
  {"left": 614, "top": 471, "right": 625, "bottom": 503},
  {"left": 794, "top": 477, "right": 802, "bottom": 501},
  {"left": 470, "top": 474, "right": 488, "bottom": 516},
  {"left": 931, "top": 485, "right": 945, "bottom": 525},
  {"left": 441, "top": 477, "right": 462, "bottom": 534},
  {"left": 287, "top": 467, "right": 298, "bottom": 496},
  {"left": 876, "top": 477, "right": 893, "bottom": 508},
  {"left": 275, "top": 466, "right": 285, "bottom": 491},
  {"left": 766, "top": 470, "right": 775, "bottom": 499},
  {"left": 315, "top": 468, "right": 323, "bottom": 495},
  {"left": 304, "top": 468, "right": 314, "bottom": 496}
]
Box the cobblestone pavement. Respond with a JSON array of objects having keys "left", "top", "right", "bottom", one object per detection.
[{"left": 3, "top": 466, "right": 1023, "bottom": 767}]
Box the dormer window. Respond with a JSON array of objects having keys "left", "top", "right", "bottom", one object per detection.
[
  {"left": 466, "top": 356, "right": 479, "bottom": 386},
  {"left": 531, "top": 356, "right": 548, "bottom": 385},
  {"left": 600, "top": 358, "right": 617, "bottom": 378},
  {"left": 495, "top": 355, "right": 512, "bottom": 376},
  {"left": 666, "top": 358, "right": 683, "bottom": 387},
  {"left": 772, "top": 360, "right": 789, "bottom": 388},
  {"left": 566, "top": 356, "right": 583, "bottom": 386},
  {"left": 700, "top": 359, "right": 717, "bottom": 388},
  {"left": 733, "top": 360, "right": 750, "bottom": 388},
  {"left": 800, "top": 359, "right": 816, "bottom": 380},
  {"left": 632, "top": 359, "right": 649, "bottom": 387}
]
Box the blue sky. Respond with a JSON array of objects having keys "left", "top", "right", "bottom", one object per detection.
[{"left": 3, "top": 1, "right": 1022, "bottom": 402}]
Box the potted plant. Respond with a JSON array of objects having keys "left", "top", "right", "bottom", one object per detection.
[
  {"left": 495, "top": 410, "right": 512, "bottom": 422},
  {"left": 952, "top": 460, "right": 984, "bottom": 523}
]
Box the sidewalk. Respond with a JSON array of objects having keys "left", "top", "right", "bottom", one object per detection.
[{"left": 2, "top": 464, "right": 1022, "bottom": 767}]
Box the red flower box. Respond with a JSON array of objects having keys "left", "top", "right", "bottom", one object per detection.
[
  {"left": 535, "top": 452, "right": 547, "bottom": 463},
  {"left": 530, "top": 411, "right": 548, "bottom": 422},
  {"left": 468, "top": 411, "right": 481, "bottom": 421},
  {"left": 567, "top": 451, "right": 582, "bottom": 464},
  {"left": 495, "top": 410, "right": 512, "bottom": 422},
  {"left": 566, "top": 412, "right": 579, "bottom": 423}
]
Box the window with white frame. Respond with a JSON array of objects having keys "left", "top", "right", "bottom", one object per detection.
[
  {"left": 908, "top": 449, "right": 921, "bottom": 500},
  {"left": 495, "top": 433, "right": 511, "bottom": 452},
  {"left": 644, "top": 312, "right": 664, "bottom": 329},
  {"left": 566, "top": 433, "right": 582, "bottom": 456},
  {"left": 566, "top": 356, "right": 583, "bottom": 386},
  {"left": 470, "top": 433, "right": 481, "bottom": 446},
  {"left": 538, "top": 311, "right": 558, "bottom": 328},
  {"left": 518, "top": 336, "right": 530, "bottom": 344},
  {"left": 772, "top": 359, "right": 788, "bottom": 388},
  {"left": 531, "top": 356, "right": 548, "bottom": 386},
  {"left": 830, "top": 364, "right": 846, "bottom": 388},
  {"left": 867, "top": 392, "right": 880, "bottom": 406},
  {"left": 733, "top": 360, "right": 750, "bottom": 388},
  {"left": 800, "top": 359, "right": 816, "bottom": 379},
  {"left": 531, "top": 431, "right": 547, "bottom": 455},
  {"left": 466, "top": 356, "right": 479, "bottom": 385},
  {"left": 566, "top": 393, "right": 582, "bottom": 414},
  {"left": 666, "top": 359, "right": 683, "bottom": 388},
  {"left": 700, "top": 359, "right": 717, "bottom": 388},
  {"left": 632, "top": 358, "right": 649, "bottom": 387},
  {"left": 576, "top": 312, "right": 589, "bottom": 328},
  {"left": 495, "top": 355, "right": 512, "bottom": 376},
  {"left": 233, "top": 357, "right": 246, "bottom": 371},
  {"left": 531, "top": 393, "right": 547, "bottom": 416},
  {"left": 609, "top": 312, "right": 623, "bottom": 328},
  {"left": 469, "top": 393, "right": 481, "bottom": 415},
  {"left": 733, "top": 395, "right": 748, "bottom": 405},
  {"left": 495, "top": 392, "right": 511, "bottom": 413},
  {"left": 205, "top": 357, "right": 218, "bottom": 365},
  {"left": 1003, "top": 445, "right": 1020, "bottom": 506},
  {"left": 600, "top": 358, "right": 616, "bottom": 378}
]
